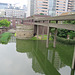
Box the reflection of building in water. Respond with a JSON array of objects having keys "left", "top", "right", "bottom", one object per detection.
[
  {"left": 48, "top": 50, "right": 65, "bottom": 70},
  {"left": 48, "top": 50, "right": 53, "bottom": 63},
  {"left": 32, "top": 56, "right": 44, "bottom": 74},
  {"left": 54, "top": 52, "right": 65, "bottom": 70},
  {"left": 9, "top": 34, "right": 16, "bottom": 43},
  {"left": 27, "top": 52, "right": 33, "bottom": 59}
]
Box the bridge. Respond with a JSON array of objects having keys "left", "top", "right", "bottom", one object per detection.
[{"left": 22, "top": 14, "right": 75, "bottom": 48}]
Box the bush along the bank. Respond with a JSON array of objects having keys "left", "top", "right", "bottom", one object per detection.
[
  {"left": 0, "top": 32, "right": 12, "bottom": 44},
  {"left": 56, "top": 36, "right": 75, "bottom": 45}
]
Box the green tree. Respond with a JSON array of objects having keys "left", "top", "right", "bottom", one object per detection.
[
  {"left": 57, "top": 21, "right": 75, "bottom": 39},
  {"left": 0, "top": 19, "right": 11, "bottom": 27},
  {"left": 40, "top": 13, "right": 44, "bottom": 15}
]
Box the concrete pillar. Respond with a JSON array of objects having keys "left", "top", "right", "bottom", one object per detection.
[
  {"left": 41, "top": 20, "right": 45, "bottom": 39},
  {"left": 72, "top": 45, "right": 75, "bottom": 69},
  {"left": 53, "top": 28, "right": 57, "bottom": 48},
  {"left": 37, "top": 25, "right": 39, "bottom": 39},
  {"left": 46, "top": 27, "right": 51, "bottom": 48},
  {"left": 71, "top": 69, "right": 74, "bottom": 75},
  {"left": 42, "top": 26, "right": 44, "bottom": 39}
]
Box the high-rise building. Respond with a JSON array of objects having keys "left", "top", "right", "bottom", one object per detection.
[
  {"left": 0, "top": 3, "right": 8, "bottom": 9},
  {"left": 27, "top": 0, "right": 34, "bottom": 17},
  {"left": 23, "top": 5, "right": 27, "bottom": 11},
  {"left": 27, "top": 0, "right": 48, "bottom": 17},
  {"left": 67, "top": 0, "right": 75, "bottom": 11},
  {"left": 27, "top": 0, "right": 75, "bottom": 17},
  {"left": 34, "top": 0, "right": 48, "bottom": 15},
  {"left": 48, "top": 0, "right": 56, "bottom": 16},
  {"left": 56, "top": 0, "right": 67, "bottom": 16}
]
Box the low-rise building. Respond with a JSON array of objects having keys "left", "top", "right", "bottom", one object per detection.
[{"left": 0, "top": 9, "right": 26, "bottom": 18}]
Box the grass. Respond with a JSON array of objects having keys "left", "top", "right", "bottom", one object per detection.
[
  {"left": 31, "top": 35, "right": 53, "bottom": 40},
  {"left": 0, "top": 32, "right": 12, "bottom": 44}
]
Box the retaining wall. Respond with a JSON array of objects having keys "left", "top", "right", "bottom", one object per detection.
[{"left": 16, "top": 24, "right": 34, "bottom": 39}]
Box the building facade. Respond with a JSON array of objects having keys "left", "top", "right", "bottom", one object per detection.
[
  {"left": 0, "top": 9, "right": 26, "bottom": 18},
  {"left": 27, "top": 0, "right": 49, "bottom": 17},
  {"left": 67, "top": 0, "right": 75, "bottom": 11},
  {"left": 27, "top": 0, "right": 75, "bottom": 17},
  {"left": 0, "top": 3, "right": 8, "bottom": 9},
  {"left": 56, "top": 0, "right": 67, "bottom": 16},
  {"left": 48, "top": 0, "right": 56, "bottom": 16},
  {"left": 34, "top": 0, "right": 48, "bottom": 15}
]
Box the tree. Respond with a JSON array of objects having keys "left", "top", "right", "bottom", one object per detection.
[
  {"left": 0, "top": 19, "right": 11, "bottom": 27},
  {"left": 57, "top": 21, "right": 75, "bottom": 39},
  {"left": 40, "top": 13, "right": 44, "bottom": 15}
]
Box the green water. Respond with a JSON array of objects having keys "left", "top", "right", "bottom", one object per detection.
[{"left": 0, "top": 36, "right": 74, "bottom": 75}]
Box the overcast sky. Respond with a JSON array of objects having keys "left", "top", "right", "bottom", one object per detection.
[{"left": 0, "top": 0, "right": 28, "bottom": 7}]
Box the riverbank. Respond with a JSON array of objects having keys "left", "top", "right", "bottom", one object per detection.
[
  {"left": 31, "top": 35, "right": 75, "bottom": 45},
  {"left": 0, "top": 32, "right": 12, "bottom": 44},
  {"left": 56, "top": 36, "right": 75, "bottom": 45}
]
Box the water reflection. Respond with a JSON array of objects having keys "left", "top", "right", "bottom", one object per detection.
[
  {"left": 0, "top": 34, "right": 16, "bottom": 44},
  {"left": 16, "top": 39, "right": 74, "bottom": 75}
]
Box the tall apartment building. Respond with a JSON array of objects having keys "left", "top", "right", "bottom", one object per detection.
[
  {"left": 27, "top": 0, "right": 48, "bottom": 17},
  {"left": 0, "top": 3, "right": 8, "bottom": 9},
  {"left": 48, "top": 0, "right": 56, "bottom": 16},
  {"left": 27, "top": 0, "right": 75, "bottom": 17},
  {"left": 34, "top": 0, "right": 48, "bottom": 15},
  {"left": 68, "top": 0, "right": 75, "bottom": 11},
  {"left": 56, "top": 0, "right": 67, "bottom": 16},
  {"left": 27, "top": 0, "right": 34, "bottom": 17}
]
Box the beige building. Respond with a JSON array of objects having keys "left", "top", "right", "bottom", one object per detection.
[
  {"left": 27, "top": 0, "right": 75, "bottom": 17},
  {"left": 34, "top": 0, "right": 48, "bottom": 15},
  {"left": 56, "top": 0, "right": 67, "bottom": 16},
  {"left": 27, "top": 0, "right": 49, "bottom": 17},
  {"left": 68, "top": 0, "right": 75, "bottom": 11}
]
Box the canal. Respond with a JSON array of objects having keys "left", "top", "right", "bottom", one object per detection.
[{"left": 0, "top": 35, "right": 74, "bottom": 75}]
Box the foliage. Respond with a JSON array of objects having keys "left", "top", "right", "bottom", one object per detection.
[
  {"left": 0, "top": 32, "right": 12, "bottom": 44},
  {"left": 63, "top": 20, "right": 75, "bottom": 24},
  {"left": 14, "top": 33, "right": 16, "bottom": 36},
  {"left": 0, "top": 19, "right": 11, "bottom": 27},
  {"left": 69, "top": 32, "right": 75, "bottom": 39},
  {"left": 50, "top": 21, "right": 56, "bottom": 23},
  {"left": 56, "top": 36, "right": 75, "bottom": 45},
  {"left": 57, "top": 29, "right": 71, "bottom": 38},
  {"left": 31, "top": 35, "right": 52, "bottom": 40},
  {"left": 40, "top": 13, "right": 44, "bottom": 15},
  {"left": 57, "top": 20, "right": 75, "bottom": 39}
]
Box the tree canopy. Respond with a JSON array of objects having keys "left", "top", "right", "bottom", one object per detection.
[
  {"left": 40, "top": 13, "right": 44, "bottom": 15},
  {"left": 57, "top": 21, "right": 75, "bottom": 39},
  {"left": 0, "top": 19, "right": 11, "bottom": 27}
]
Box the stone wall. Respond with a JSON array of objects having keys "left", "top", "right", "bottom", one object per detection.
[{"left": 16, "top": 24, "right": 34, "bottom": 39}]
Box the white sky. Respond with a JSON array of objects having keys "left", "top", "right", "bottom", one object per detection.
[{"left": 0, "top": 0, "right": 28, "bottom": 7}]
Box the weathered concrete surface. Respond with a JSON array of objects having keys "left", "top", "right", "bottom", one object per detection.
[
  {"left": 33, "top": 22, "right": 75, "bottom": 31},
  {"left": 8, "top": 29, "right": 16, "bottom": 33},
  {"left": 16, "top": 24, "right": 34, "bottom": 39}
]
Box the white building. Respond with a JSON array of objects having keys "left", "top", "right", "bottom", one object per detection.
[
  {"left": 0, "top": 9, "right": 26, "bottom": 18},
  {"left": 27, "top": 0, "right": 34, "bottom": 17},
  {"left": 0, "top": 9, "right": 5, "bottom": 17}
]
